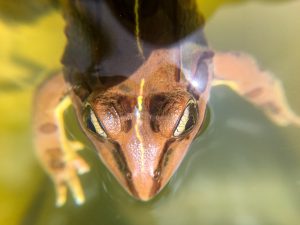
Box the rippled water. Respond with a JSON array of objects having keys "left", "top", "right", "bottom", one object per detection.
[{"left": 1, "top": 1, "right": 300, "bottom": 225}]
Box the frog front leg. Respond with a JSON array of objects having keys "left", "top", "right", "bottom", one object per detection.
[
  {"left": 33, "top": 74, "right": 90, "bottom": 206},
  {"left": 212, "top": 52, "right": 300, "bottom": 126}
]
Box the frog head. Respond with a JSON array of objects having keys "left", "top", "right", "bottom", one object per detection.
[{"left": 77, "top": 48, "right": 212, "bottom": 200}]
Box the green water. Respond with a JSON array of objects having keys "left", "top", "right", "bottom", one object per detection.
[{"left": 1, "top": 1, "right": 300, "bottom": 225}]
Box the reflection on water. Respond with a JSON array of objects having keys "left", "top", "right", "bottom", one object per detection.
[{"left": 1, "top": 1, "right": 300, "bottom": 225}]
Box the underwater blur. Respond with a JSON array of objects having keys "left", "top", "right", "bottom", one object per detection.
[{"left": 1, "top": 0, "right": 300, "bottom": 225}]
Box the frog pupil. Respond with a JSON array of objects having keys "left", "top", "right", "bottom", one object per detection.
[
  {"left": 174, "top": 101, "right": 198, "bottom": 137},
  {"left": 86, "top": 115, "right": 97, "bottom": 133},
  {"left": 84, "top": 106, "right": 107, "bottom": 138},
  {"left": 184, "top": 104, "right": 197, "bottom": 132}
]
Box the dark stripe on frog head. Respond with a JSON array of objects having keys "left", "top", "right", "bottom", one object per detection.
[
  {"left": 93, "top": 94, "right": 134, "bottom": 133},
  {"left": 95, "top": 94, "right": 134, "bottom": 115},
  {"left": 149, "top": 92, "right": 186, "bottom": 116},
  {"left": 149, "top": 94, "right": 168, "bottom": 133},
  {"left": 148, "top": 92, "right": 187, "bottom": 133},
  {"left": 123, "top": 120, "right": 132, "bottom": 133},
  {"left": 113, "top": 95, "right": 134, "bottom": 133},
  {"left": 112, "top": 142, "right": 139, "bottom": 198},
  {"left": 150, "top": 139, "right": 176, "bottom": 196},
  {"left": 114, "top": 95, "right": 135, "bottom": 116}
]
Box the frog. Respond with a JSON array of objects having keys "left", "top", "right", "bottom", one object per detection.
[{"left": 33, "top": 0, "right": 300, "bottom": 206}]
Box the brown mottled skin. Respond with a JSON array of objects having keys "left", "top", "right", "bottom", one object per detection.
[{"left": 33, "top": 0, "right": 300, "bottom": 205}]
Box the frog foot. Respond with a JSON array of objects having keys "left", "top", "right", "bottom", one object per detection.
[
  {"left": 281, "top": 108, "right": 300, "bottom": 126},
  {"left": 51, "top": 148, "right": 90, "bottom": 207},
  {"left": 51, "top": 138, "right": 90, "bottom": 207},
  {"left": 268, "top": 109, "right": 300, "bottom": 127},
  {"left": 264, "top": 80, "right": 300, "bottom": 127}
]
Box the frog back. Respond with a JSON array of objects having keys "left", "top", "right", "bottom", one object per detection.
[{"left": 61, "top": 0, "right": 207, "bottom": 100}]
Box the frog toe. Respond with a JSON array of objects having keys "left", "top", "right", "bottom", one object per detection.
[
  {"left": 286, "top": 113, "right": 300, "bottom": 127},
  {"left": 72, "top": 155, "right": 90, "bottom": 175},
  {"left": 51, "top": 154, "right": 90, "bottom": 207},
  {"left": 266, "top": 103, "right": 300, "bottom": 127},
  {"left": 69, "top": 140, "right": 85, "bottom": 151},
  {"left": 55, "top": 182, "right": 67, "bottom": 207},
  {"left": 66, "top": 166, "right": 86, "bottom": 205}
]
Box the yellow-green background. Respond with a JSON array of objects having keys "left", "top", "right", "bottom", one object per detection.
[{"left": 1, "top": 1, "right": 300, "bottom": 225}]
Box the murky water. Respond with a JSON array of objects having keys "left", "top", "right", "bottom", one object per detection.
[{"left": 1, "top": 1, "right": 300, "bottom": 225}]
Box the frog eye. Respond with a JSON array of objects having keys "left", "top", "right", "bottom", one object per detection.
[
  {"left": 85, "top": 106, "right": 107, "bottom": 138},
  {"left": 173, "top": 100, "right": 198, "bottom": 137}
]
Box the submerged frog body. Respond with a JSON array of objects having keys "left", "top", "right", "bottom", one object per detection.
[{"left": 33, "top": 0, "right": 300, "bottom": 205}]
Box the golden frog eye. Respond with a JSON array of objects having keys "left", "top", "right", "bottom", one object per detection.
[
  {"left": 84, "top": 106, "right": 107, "bottom": 138},
  {"left": 173, "top": 99, "right": 198, "bottom": 137}
]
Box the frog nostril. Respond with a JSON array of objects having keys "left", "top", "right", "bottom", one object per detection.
[
  {"left": 153, "top": 169, "right": 161, "bottom": 180},
  {"left": 126, "top": 171, "right": 132, "bottom": 180}
]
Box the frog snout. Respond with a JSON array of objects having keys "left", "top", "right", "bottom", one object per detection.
[{"left": 130, "top": 170, "right": 160, "bottom": 201}]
